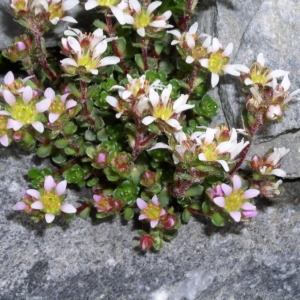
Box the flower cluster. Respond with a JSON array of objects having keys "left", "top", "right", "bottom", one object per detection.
[
  {"left": 169, "top": 22, "right": 248, "bottom": 87},
  {"left": 3, "top": 0, "right": 296, "bottom": 252},
  {"left": 242, "top": 53, "right": 300, "bottom": 124},
  {"left": 151, "top": 126, "right": 249, "bottom": 172},
  {"left": 11, "top": 0, "right": 79, "bottom": 25}
]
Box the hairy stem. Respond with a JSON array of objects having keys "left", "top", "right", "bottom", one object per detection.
[
  {"left": 105, "top": 11, "right": 130, "bottom": 74},
  {"left": 141, "top": 37, "right": 149, "bottom": 71}
]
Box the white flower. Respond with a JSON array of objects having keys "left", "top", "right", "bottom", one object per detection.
[
  {"left": 125, "top": 0, "right": 172, "bottom": 37},
  {"left": 85, "top": 0, "right": 128, "bottom": 25},
  {"left": 30, "top": 0, "right": 79, "bottom": 24},
  {"left": 61, "top": 28, "right": 120, "bottom": 75},
  {"left": 142, "top": 84, "right": 193, "bottom": 130}
]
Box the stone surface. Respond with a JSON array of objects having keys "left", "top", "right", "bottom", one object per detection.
[
  {"left": 0, "top": 147, "right": 300, "bottom": 299},
  {"left": 214, "top": 0, "right": 300, "bottom": 178}
]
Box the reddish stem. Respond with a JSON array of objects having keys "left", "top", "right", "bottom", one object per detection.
[
  {"left": 229, "top": 115, "right": 263, "bottom": 176},
  {"left": 179, "top": 0, "right": 195, "bottom": 32},
  {"left": 32, "top": 26, "right": 57, "bottom": 81},
  {"left": 76, "top": 203, "right": 90, "bottom": 215},
  {"left": 105, "top": 11, "right": 130, "bottom": 74},
  {"left": 141, "top": 37, "right": 149, "bottom": 71}
]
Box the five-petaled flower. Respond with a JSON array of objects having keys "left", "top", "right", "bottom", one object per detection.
[
  {"left": 29, "top": 0, "right": 79, "bottom": 24},
  {"left": 13, "top": 175, "right": 76, "bottom": 223},
  {"left": 211, "top": 175, "right": 260, "bottom": 222},
  {"left": 41, "top": 87, "right": 77, "bottom": 123},
  {"left": 61, "top": 27, "right": 120, "bottom": 76},
  {"left": 137, "top": 195, "right": 165, "bottom": 228},
  {"left": 125, "top": 0, "right": 173, "bottom": 37},
  {"left": 85, "top": 0, "right": 128, "bottom": 25},
  {"left": 142, "top": 84, "right": 193, "bottom": 131},
  {"left": 0, "top": 86, "right": 49, "bottom": 133}
]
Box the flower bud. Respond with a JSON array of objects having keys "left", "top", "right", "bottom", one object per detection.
[{"left": 139, "top": 235, "right": 154, "bottom": 251}]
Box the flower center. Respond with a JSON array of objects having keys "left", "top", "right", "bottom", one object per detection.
[
  {"left": 201, "top": 142, "right": 219, "bottom": 161},
  {"left": 191, "top": 45, "right": 206, "bottom": 60},
  {"left": 134, "top": 10, "right": 152, "bottom": 28},
  {"left": 9, "top": 99, "right": 39, "bottom": 124},
  {"left": 49, "top": 97, "right": 65, "bottom": 114},
  {"left": 12, "top": 0, "right": 28, "bottom": 11},
  {"left": 48, "top": 3, "right": 64, "bottom": 20},
  {"left": 41, "top": 190, "right": 62, "bottom": 215},
  {"left": 208, "top": 51, "right": 229, "bottom": 74},
  {"left": 142, "top": 203, "right": 162, "bottom": 220},
  {"left": 224, "top": 190, "right": 244, "bottom": 212},
  {"left": 250, "top": 63, "right": 270, "bottom": 86},
  {"left": 153, "top": 102, "right": 173, "bottom": 121},
  {"left": 97, "top": 0, "right": 121, "bottom": 7},
  {"left": 0, "top": 116, "right": 8, "bottom": 137},
  {"left": 77, "top": 51, "right": 100, "bottom": 71}
]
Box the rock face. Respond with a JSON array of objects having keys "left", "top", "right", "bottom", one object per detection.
[
  {"left": 1, "top": 2, "right": 300, "bottom": 299},
  {"left": 199, "top": 0, "right": 300, "bottom": 178}
]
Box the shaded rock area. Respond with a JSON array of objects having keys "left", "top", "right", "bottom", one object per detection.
[{"left": 1, "top": 1, "right": 300, "bottom": 300}]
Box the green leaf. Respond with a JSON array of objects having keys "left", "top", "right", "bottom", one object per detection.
[
  {"left": 63, "top": 122, "right": 78, "bottom": 135},
  {"left": 36, "top": 144, "right": 52, "bottom": 158},
  {"left": 135, "top": 53, "right": 144, "bottom": 70},
  {"left": 93, "top": 19, "right": 108, "bottom": 30},
  {"left": 182, "top": 184, "right": 204, "bottom": 197},
  {"left": 158, "top": 188, "right": 170, "bottom": 206},
  {"left": 123, "top": 207, "right": 134, "bottom": 221},
  {"left": 182, "top": 208, "right": 191, "bottom": 223},
  {"left": 211, "top": 212, "right": 225, "bottom": 227},
  {"left": 79, "top": 206, "right": 91, "bottom": 220},
  {"left": 54, "top": 139, "right": 69, "bottom": 149}
]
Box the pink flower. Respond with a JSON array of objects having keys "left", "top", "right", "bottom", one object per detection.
[
  {"left": 137, "top": 195, "right": 165, "bottom": 228},
  {"left": 17, "top": 175, "right": 77, "bottom": 223},
  {"left": 40, "top": 87, "right": 77, "bottom": 123},
  {"left": 0, "top": 86, "right": 48, "bottom": 133},
  {"left": 212, "top": 175, "right": 260, "bottom": 222}
]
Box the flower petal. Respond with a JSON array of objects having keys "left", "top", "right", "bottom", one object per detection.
[
  {"left": 137, "top": 198, "right": 148, "bottom": 210},
  {"left": 229, "top": 211, "right": 241, "bottom": 222},
  {"left": 151, "top": 195, "right": 159, "bottom": 206},
  {"left": 221, "top": 183, "right": 232, "bottom": 196},
  {"left": 32, "top": 121, "right": 44, "bottom": 133},
  {"left": 61, "top": 203, "right": 77, "bottom": 214},
  {"left": 31, "top": 200, "right": 44, "bottom": 210},
  {"left": 150, "top": 219, "right": 159, "bottom": 228},
  {"left": 0, "top": 134, "right": 9, "bottom": 147},
  {"left": 3, "top": 90, "right": 16, "bottom": 106},
  {"left": 232, "top": 175, "right": 242, "bottom": 190},
  {"left": 45, "top": 213, "right": 55, "bottom": 223},
  {"left": 26, "top": 189, "right": 40, "bottom": 199},
  {"left": 56, "top": 180, "right": 67, "bottom": 196},
  {"left": 142, "top": 116, "right": 156, "bottom": 126},
  {"left": 49, "top": 113, "right": 60, "bottom": 123},
  {"left": 22, "top": 86, "right": 33, "bottom": 103},
  {"left": 241, "top": 202, "right": 256, "bottom": 211},
  {"left": 13, "top": 201, "right": 27, "bottom": 211},
  {"left": 243, "top": 189, "right": 260, "bottom": 199},
  {"left": 213, "top": 196, "right": 225, "bottom": 208},
  {"left": 36, "top": 98, "right": 51, "bottom": 112},
  {"left": 99, "top": 56, "right": 120, "bottom": 67},
  {"left": 44, "top": 175, "right": 56, "bottom": 191}
]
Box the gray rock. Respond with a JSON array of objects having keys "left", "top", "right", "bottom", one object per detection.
[
  {"left": 0, "top": 147, "right": 300, "bottom": 299},
  {"left": 214, "top": 0, "right": 300, "bottom": 177}
]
